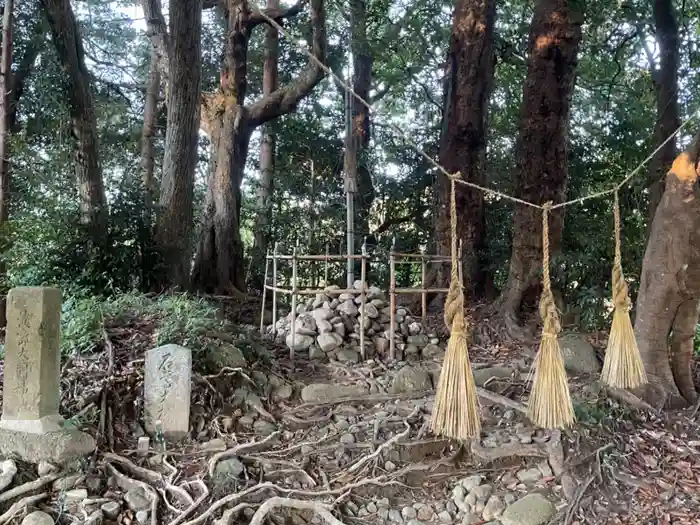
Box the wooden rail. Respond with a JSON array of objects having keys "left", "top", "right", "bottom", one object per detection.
[{"left": 260, "top": 238, "right": 463, "bottom": 362}]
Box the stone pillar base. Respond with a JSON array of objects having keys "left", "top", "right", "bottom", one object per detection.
[{"left": 0, "top": 419, "right": 96, "bottom": 465}]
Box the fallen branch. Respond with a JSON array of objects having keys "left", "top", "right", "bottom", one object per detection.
[
  {"left": 168, "top": 480, "right": 209, "bottom": 525},
  {"left": 0, "top": 493, "right": 48, "bottom": 525},
  {"left": 249, "top": 498, "right": 346, "bottom": 525},
  {"left": 107, "top": 464, "right": 159, "bottom": 525},
  {"left": 208, "top": 432, "right": 281, "bottom": 478},
  {"left": 476, "top": 387, "right": 527, "bottom": 414},
  {"left": 0, "top": 474, "right": 60, "bottom": 503}
]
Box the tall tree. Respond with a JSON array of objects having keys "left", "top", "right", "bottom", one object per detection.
[
  {"left": 434, "top": 0, "right": 496, "bottom": 298},
  {"left": 0, "top": 0, "right": 14, "bottom": 226},
  {"left": 191, "top": 0, "right": 327, "bottom": 295},
  {"left": 634, "top": 134, "right": 700, "bottom": 408},
  {"left": 252, "top": 0, "right": 281, "bottom": 280},
  {"left": 645, "top": 0, "right": 680, "bottom": 231},
  {"left": 152, "top": 0, "right": 203, "bottom": 290},
  {"left": 498, "top": 0, "right": 582, "bottom": 332},
  {"left": 40, "top": 0, "right": 108, "bottom": 235},
  {"left": 140, "top": 45, "right": 161, "bottom": 223}
]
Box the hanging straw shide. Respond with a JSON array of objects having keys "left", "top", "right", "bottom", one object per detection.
[
  {"left": 600, "top": 192, "right": 647, "bottom": 389},
  {"left": 526, "top": 202, "right": 575, "bottom": 429},
  {"left": 430, "top": 172, "right": 481, "bottom": 441}
]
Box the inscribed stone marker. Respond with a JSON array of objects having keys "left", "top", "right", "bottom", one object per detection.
[
  {"left": 0, "top": 287, "right": 95, "bottom": 464},
  {"left": 144, "top": 344, "right": 192, "bottom": 440}
]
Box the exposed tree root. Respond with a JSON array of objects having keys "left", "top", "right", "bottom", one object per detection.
[
  {"left": 249, "top": 497, "right": 346, "bottom": 525},
  {"left": 0, "top": 493, "right": 48, "bottom": 525},
  {"left": 0, "top": 474, "right": 60, "bottom": 503}
]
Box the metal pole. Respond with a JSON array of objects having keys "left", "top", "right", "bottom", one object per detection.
[
  {"left": 360, "top": 238, "right": 367, "bottom": 360},
  {"left": 260, "top": 249, "right": 270, "bottom": 334},
  {"left": 272, "top": 242, "right": 279, "bottom": 331},
  {"left": 290, "top": 245, "right": 298, "bottom": 360},
  {"left": 389, "top": 236, "right": 396, "bottom": 362}
]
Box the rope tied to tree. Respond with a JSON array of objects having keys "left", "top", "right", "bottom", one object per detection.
[
  {"left": 444, "top": 171, "right": 465, "bottom": 335},
  {"left": 611, "top": 191, "right": 631, "bottom": 311}
]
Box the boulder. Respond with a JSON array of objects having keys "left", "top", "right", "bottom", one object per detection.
[
  {"left": 558, "top": 332, "right": 601, "bottom": 375},
  {"left": 285, "top": 334, "right": 314, "bottom": 351},
  {"left": 500, "top": 494, "right": 555, "bottom": 525},
  {"left": 293, "top": 314, "right": 317, "bottom": 335},
  {"left": 318, "top": 332, "right": 343, "bottom": 352},
  {"left": 337, "top": 300, "right": 359, "bottom": 316},
  {"left": 391, "top": 366, "right": 432, "bottom": 394}
]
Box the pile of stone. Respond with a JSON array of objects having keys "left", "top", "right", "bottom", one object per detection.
[{"left": 269, "top": 281, "right": 443, "bottom": 362}]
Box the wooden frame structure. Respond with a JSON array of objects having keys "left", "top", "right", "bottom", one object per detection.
[{"left": 260, "top": 239, "right": 462, "bottom": 362}]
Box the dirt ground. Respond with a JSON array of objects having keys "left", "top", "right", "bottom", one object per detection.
[{"left": 0, "top": 301, "right": 699, "bottom": 525}]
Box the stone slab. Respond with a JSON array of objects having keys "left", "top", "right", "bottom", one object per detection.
[
  {"left": 0, "top": 426, "right": 95, "bottom": 465},
  {"left": 2, "top": 287, "right": 62, "bottom": 423},
  {"left": 144, "top": 344, "right": 192, "bottom": 440}
]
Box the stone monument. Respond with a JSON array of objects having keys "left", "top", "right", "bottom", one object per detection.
[
  {"left": 0, "top": 287, "right": 95, "bottom": 464},
  {"left": 144, "top": 344, "right": 192, "bottom": 440}
]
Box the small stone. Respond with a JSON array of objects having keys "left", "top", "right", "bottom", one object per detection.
[
  {"left": 537, "top": 461, "right": 553, "bottom": 478},
  {"left": 460, "top": 475, "right": 482, "bottom": 492},
  {"left": 53, "top": 474, "right": 84, "bottom": 492},
  {"left": 471, "top": 484, "right": 492, "bottom": 502},
  {"left": 101, "top": 501, "right": 121, "bottom": 520},
  {"left": 253, "top": 420, "right": 276, "bottom": 436},
  {"left": 336, "top": 348, "right": 360, "bottom": 363},
  {"left": 407, "top": 521, "right": 425, "bottom": 525},
  {"left": 286, "top": 333, "right": 314, "bottom": 351},
  {"left": 389, "top": 509, "right": 403, "bottom": 523},
  {"left": 316, "top": 319, "right": 333, "bottom": 334},
  {"left": 452, "top": 485, "right": 466, "bottom": 503},
  {"left": 377, "top": 498, "right": 390, "bottom": 508},
  {"left": 464, "top": 493, "right": 477, "bottom": 508},
  {"left": 337, "top": 300, "right": 358, "bottom": 316},
  {"left": 421, "top": 344, "right": 444, "bottom": 359},
  {"left": 438, "top": 510, "right": 453, "bottom": 524},
  {"left": 516, "top": 468, "right": 542, "bottom": 483},
  {"left": 340, "top": 433, "right": 355, "bottom": 444},
  {"left": 390, "top": 366, "right": 432, "bottom": 394},
  {"left": 124, "top": 487, "right": 152, "bottom": 512},
  {"left": 272, "top": 384, "right": 293, "bottom": 400},
  {"left": 37, "top": 461, "right": 57, "bottom": 477},
  {"left": 22, "top": 511, "right": 54, "bottom": 525},
  {"left": 474, "top": 501, "right": 485, "bottom": 514},
  {"left": 136, "top": 511, "right": 149, "bottom": 525},
  {"left": 384, "top": 460, "right": 396, "bottom": 472},
  {"left": 446, "top": 500, "right": 458, "bottom": 514},
  {"left": 500, "top": 494, "right": 555, "bottom": 525},
  {"left": 214, "top": 458, "right": 244, "bottom": 481},
  {"left": 222, "top": 417, "right": 233, "bottom": 431},
  {"left": 461, "top": 513, "right": 480, "bottom": 525},
  {"left": 379, "top": 509, "right": 389, "bottom": 520},
  {"left": 367, "top": 502, "right": 378, "bottom": 513},
  {"left": 402, "top": 507, "right": 417, "bottom": 520},
  {"left": 64, "top": 488, "right": 88, "bottom": 505},
  {"left": 504, "top": 493, "right": 517, "bottom": 505},
  {"left": 482, "top": 495, "right": 505, "bottom": 520},
  {"left": 416, "top": 505, "right": 434, "bottom": 521},
  {"left": 137, "top": 436, "right": 150, "bottom": 456},
  {"left": 201, "top": 438, "right": 227, "bottom": 452},
  {"left": 318, "top": 333, "right": 343, "bottom": 353},
  {"left": 238, "top": 415, "right": 254, "bottom": 428}
]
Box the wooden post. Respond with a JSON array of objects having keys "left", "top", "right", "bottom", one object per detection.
[
  {"left": 324, "top": 243, "right": 330, "bottom": 287},
  {"left": 260, "top": 248, "right": 270, "bottom": 334},
  {"left": 272, "top": 242, "right": 279, "bottom": 331},
  {"left": 389, "top": 236, "right": 396, "bottom": 362},
  {"left": 420, "top": 246, "right": 427, "bottom": 326},
  {"left": 290, "top": 245, "right": 298, "bottom": 360},
  {"left": 360, "top": 238, "right": 367, "bottom": 360}
]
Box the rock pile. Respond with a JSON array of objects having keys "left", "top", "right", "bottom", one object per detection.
[{"left": 269, "top": 281, "right": 444, "bottom": 362}]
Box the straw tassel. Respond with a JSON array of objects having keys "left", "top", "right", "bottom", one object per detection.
[
  {"left": 430, "top": 172, "right": 481, "bottom": 440},
  {"left": 526, "top": 202, "right": 575, "bottom": 429},
  {"left": 600, "top": 192, "right": 648, "bottom": 388}
]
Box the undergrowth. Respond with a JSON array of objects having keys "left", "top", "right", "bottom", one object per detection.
[{"left": 61, "top": 292, "right": 227, "bottom": 356}]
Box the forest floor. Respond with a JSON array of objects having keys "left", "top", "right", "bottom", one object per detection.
[{"left": 1, "top": 297, "right": 700, "bottom": 525}]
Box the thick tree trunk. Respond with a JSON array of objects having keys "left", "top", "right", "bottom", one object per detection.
[
  {"left": 646, "top": 0, "right": 680, "bottom": 232},
  {"left": 153, "top": 0, "right": 203, "bottom": 290},
  {"left": 44, "top": 7, "right": 103, "bottom": 223},
  {"left": 141, "top": 45, "right": 161, "bottom": 221},
  {"left": 434, "top": 0, "right": 496, "bottom": 299},
  {"left": 635, "top": 137, "right": 700, "bottom": 408},
  {"left": 498, "top": 0, "right": 582, "bottom": 331},
  {"left": 252, "top": 0, "right": 280, "bottom": 283},
  {"left": 191, "top": 0, "right": 327, "bottom": 294},
  {"left": 41, "top": 0, "right": 108, "bottom": 235}
]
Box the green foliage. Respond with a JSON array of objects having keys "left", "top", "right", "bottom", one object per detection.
[{"left": 60, "top": 292, "right": 224, "bottom": 356}]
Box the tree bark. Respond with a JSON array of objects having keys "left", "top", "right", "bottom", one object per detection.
[
  {"left": 252, "top": 0, "right": 280, "bottom": 283},
  {"left": 41, "top": 0, "right": 108, "bottom": 235},
  {"left": 646, "top": 0, "right": 680, "bottom": 233},
  {"left": 0, "top": 0, "right": 13, "bottom": 226},
  {"left": 191, "top": 0, "right": 327, "bottom": 294},
  {"left": 635, "top": 136, "right": 700, "bottom": 408},
  {"left": 434, "top": 0, "right": 496, "bottom": 299},
  {"left": 153, "top": 0, "right": 203, "bottom": 290},
  {"left": 141, "top": 44, "right": 161, "bottom": 222},
  {"left": 498, "top": 0, "right": 582, "bottom": 331}
]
